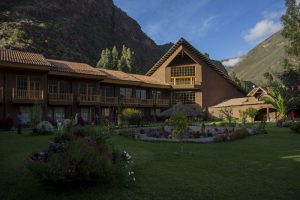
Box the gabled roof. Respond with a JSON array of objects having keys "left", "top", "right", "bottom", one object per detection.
[
  {"left": 0, "top": 48, "right": 51, "bottom": 67},
  {"left": 211, "top": 96, "right": 265, "bottom": 108},
  {"left": 48, "top": 59, "right": 105, "bottom": 78},
  {"left": 99, "top": 68, "right": 170, "bottom": 88},
  {"left": 247, "top": 87, "right": 268, "bottom": 97},
  {"left": 146, "top": 37, "right": 245, "bottom": 93}
]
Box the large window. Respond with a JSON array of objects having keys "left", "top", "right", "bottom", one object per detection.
[
  {"left": 48, "top": 80, "right": 70, "bottom": 93},
  {"left": 171, "top": 66, "right": 195, "bottom": 77},
  {"left": 120, "top": 87, "right": 132, "bottom": 98},
  {"left": 17, "top": 76, "right": 40, "bottom": 91},
  {"left": 151, "top": 90, "right": 162, "bottom": 99},
  {"left": 172, "top": 91, "right": 195, "bottom": 104},
  {"left": 101, "top": 86, "right": 114, "bottom": 97},
  {"left": 136, "top": 89, "right": 146, "bottom": 99},
  {"left": 170, "top": 66, "right": 195, "bottom": 85},
  {"left": 79, "top": 83, "right": 96, "bottom": 95}
]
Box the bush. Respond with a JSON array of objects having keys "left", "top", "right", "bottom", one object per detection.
[
  {"left": 168, "top": 111, "right": 188, "bottom": 140},
  {"left": 214, "top": 133, "right": 227, "bottom": 142},
  {"left": 122, "top": 108, "right": 143, "bottom": 126},
  {"left": 230, "top": 128, "right": 247, "bottom": 140},
  {"left": 291, "top": 122, "right": 300, "bottom": 133},
  {"left": 26, "top": 128, "right": 134, "bottom": 186},
  {"left": 34, "top": 121, "right": 54, "bottom": 135}
]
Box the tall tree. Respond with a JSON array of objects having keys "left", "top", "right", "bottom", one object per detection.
[
  {"left": 126, "top": 48, "right": 136, "bottom": 73},
  {"left": 118, "top": 45, "right": 129, "bottom": 72},
  {"left": 111, "top": 46, "right": 119, "bottom": 70},
  {"left": 96, "top": 50, "right": 106, "bottom": 68},
  {"left": 281, "top": 0, "right": 300, "bottom": 69}
]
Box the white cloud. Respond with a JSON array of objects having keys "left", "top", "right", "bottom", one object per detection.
[
  {"left": 263, "top": 10, "right": 284, "bottom": 20},
  {"left": 243, "top": 19, "right": 282, "bottom": 43},
  {"left": 222, "top": 57, "right": 243, "bottom": 67}
]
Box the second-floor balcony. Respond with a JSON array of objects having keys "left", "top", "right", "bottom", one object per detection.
[
  {"left": 12, "top": 88, "right": 44, "bottom": 103},
  {"left": 100, "top": 96, "right": 119, "bottom": 105},
  {"left": 170, "top": 77, "right": 201, "bottom": 89},
  {"left": 48, "top": 93, "right": 74, "bottom": 105},
  {"left": 78, "top": 94, "right": 101, "bottom": 105},
  {"left": 0, "top": 87, "right": 3, "bottom": 103},
  {"left": 155, "top": 99, "right": 169, "bottom": 107}
]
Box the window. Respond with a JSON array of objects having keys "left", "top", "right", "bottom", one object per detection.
[
  {"left": 120, "top": 87, "right": 132, "bottom": 98},
  {"left": 172, "top": 91, "right": 195, "bottom": 104},
  {"left": 136, "top": 89, "right": 146, "bottom": 99},
  {"left": 79, "top": 83, "right": 96, "bottom": 95},
  {"left": 54, "top": 107, "right": 65, "bottom": 122},
  {"left": 20, "top": 106, "right": 31, "bottom": 124},
  {"left": 170, "top": 66, "right": 195, "bottom": 85},
  {"left": 48, "top": 80, "right": 70, "bottom": 93},
  {"left": 151, "top": 90, "right": 162, "bottom": 99},
  {"left": 171, "top": 66, "right": 195, "bottom": 77},
  {"left": 101, "top": 86, "right": 114, "bottom": 97},
  {"left": 17, "top": 76, "right": 27, "bottom": 90},
  {"left": 103, "top": 108, "right": 110, "bottom": 117},
  {"left": 81, "top": 108, "right": 89, "bottom": 122}
]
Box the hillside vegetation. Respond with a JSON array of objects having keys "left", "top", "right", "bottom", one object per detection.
[
  {"left": 232, "top": 31, "right": 288, "bottom": 85},
  {"left": 0, "top": 0, "right": 171, "bottom": 72}
]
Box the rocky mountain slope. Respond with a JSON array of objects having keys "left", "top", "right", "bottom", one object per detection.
[
  {"left": 0, "top": 0, "right": 172, "bottom": 73},
  {"left": 231, "top": 31, "right": 288, "bottom": 84}
]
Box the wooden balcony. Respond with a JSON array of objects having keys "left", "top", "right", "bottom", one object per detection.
[
  {"left": 12, "top": 88, "right": 44, "bottom": 103},
  {"left": 100, "top": 96, "right": 119, "bottom": 105},
  {"left": 0, "top": 87, "right": 3, "bottom": 103},
  {"left": 155, "top": 99, "right": 169, "bottom": 107},
  {"left": 170, "top": 77, "right": 201, "bottom": 89},
  {"left": 122, "top": 98, "right": 139, "bottom": 106},
  {"left": 77, "top": 94, "right": 101, "bottom": 105},
  {"left": 139, "top": 99, "right": 154, "bottom": 106},
  {"left": 48, "top": 93, "right": 73, "bottom": 105}
]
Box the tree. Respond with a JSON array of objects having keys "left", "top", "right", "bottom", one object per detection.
[
  {"left": 281, "top": 0, "right": 300, "bottom": 70},
  {"left": 96, "top": 50, "right": 106, "bottom": 68},
  {"left": 244, "top": 107, "right": 258, "bottom": 122},
  {"left": 220, "top": 107, "right": 233, "bottom": 124},
  {"left": 111, "top": 46, "right": 119, "bottom": 70},
  {"left": 126, "top": 48, "right": 136, "bottom": 73},
  {"left": 118, "top": 45, "right": 129, "bottom": 72},
  {"left": 168, "top": 111, "right": 188, "bottom": 140},
  {"left": 263, "top": 87, "right": 299, "bottom": 119}
]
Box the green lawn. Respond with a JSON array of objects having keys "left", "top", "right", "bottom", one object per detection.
[{"left": 0, "top": 124, "right": 300, "bottom": 200}]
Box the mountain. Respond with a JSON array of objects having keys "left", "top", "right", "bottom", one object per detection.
[
  {"left": 231, "top": 31, "right": 288, "bottom": 85},
  {"left": 0, "top": 0, "right": 172, "bottom": 73}
]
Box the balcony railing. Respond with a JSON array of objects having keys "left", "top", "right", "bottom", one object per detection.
[
  {"left": 48, "top": 93, "right": 73, "bottom": 102},
  {"left": 122, "top": 98, "right": 139, "bottom": 105},
  {"left": 101, "top": 96, "right": 118, "bottom": 104},
  {"left": 78, "top": 94, "right": 101, "bottom": 103},
  {"left": 155, "top": 99, "right": 169, "bottom": 106},
  {"left": 12, "top": 88, "right": 44, "bottom": 100},
  {"left": 140, "top": 99, "right": 154, "bottom": 105},
  {"left": 171, "top": 76, "right": 195, "bottom": 85}
]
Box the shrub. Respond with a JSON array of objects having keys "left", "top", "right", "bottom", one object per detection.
[
  {"left": 230, "top": 128, "right": 247, "bottom": 140},
  {"left": 34, "top": 121, "right": 54, "bottom": 135},
  {"left": 214, "top": 133, "right": 227, "bottom": 142},
  {"left": 119, "top": 128, "right": 138, "bottom": 139},
  {"left": 26, "top": 128, "right": 134, "bottom": 186},
  {"left": 168, "top": 111, "right": 188, "bottom": 140},
  {"left": 244, "top": 108, "right": 258, "bottom": 122},
  {"left": 3, "top": 115, "right": 14, "bottom": 130},
  {"left": 290, "top": 122, "right": 300, "bottom": 133},
  {"left": 122, "top": 108, "right": 143, "bottom": 126}
]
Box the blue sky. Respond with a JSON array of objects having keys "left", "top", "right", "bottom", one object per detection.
[{"left": 113, "top": 0, "right": 287, "bottom": 61}]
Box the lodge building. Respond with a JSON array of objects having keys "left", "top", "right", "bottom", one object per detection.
[{"left": 0, "top": 38, "right": 274, "bottom": 126}]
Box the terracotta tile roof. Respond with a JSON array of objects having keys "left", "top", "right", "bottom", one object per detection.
[
  {"left": 48, "top": 59, "right": 105, "bottom": 76},
  {"left": 212, "top": 96, "right": 265, "bottom": 108},
  {"left": 0, "top": 48, "right": 51, "bottom": 67},
  {"left": 99, "top": 68, "right": 169, "bottom": 87},
  {"left": 146, "top": 37, "right": 246, "bottom": 94}
]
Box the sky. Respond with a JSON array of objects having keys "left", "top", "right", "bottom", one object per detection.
[{"left": 113, "top": 0, "right": 290, "bottom": 62}]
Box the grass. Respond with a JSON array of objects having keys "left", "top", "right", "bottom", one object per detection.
[{"left": 0, "top": 124, "right": 300, "bottom": 200}]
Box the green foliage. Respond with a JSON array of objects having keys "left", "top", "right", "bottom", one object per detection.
[
  {"left": 229, "top": 72, "right": 250, "bottom": 92},
  {"left": 97, "top": 45, "right": 136, "bottom": 73},
  {"left": 244, "top": 107, "right": 258, "bottom": 121},
  {"left": 122, "top": 108, "right": 143, "bottom": 126},
  {"left": 263, "top": 87, "right": 300, "bottom": 119},
  {"left": 31, "top": 104, "right": 42, "bottom": 129},
  {"left": 8, "top": 28, "right": 25, "bottom": 44},
  {"left": 168, "top": 111, "right": 188, "bottom": 140},
  {"left": 281, "top": 0, "right": 300, "bottom": 69},
  {"left": 219, "top": 107, "right": 234, "bottom": 123},
  {"left": 290, "top": 122, "right": 300, "bottom": 133},
  {"left": 26, "top": 127, "right": 133, "bottom": 186}
]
